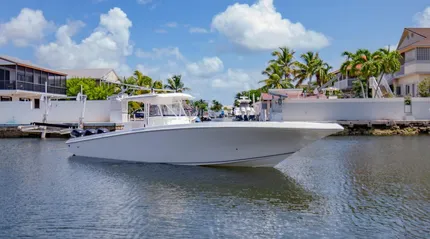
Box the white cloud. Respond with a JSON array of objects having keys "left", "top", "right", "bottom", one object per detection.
[
  {"left": 36, "top": 7, "right": 133, "bottom": 76},
  {"left": 189, "top": 27, "right": 209, "bottom": 34},
  {"left": 165, "top": 22, "right": 178, "bottom": 28},
  {"left": 137, "top": 0, "right": 152, "bottom": 5},
  {"left": 0, "top": 8, "right": 54, "bottom": 47},
  {"left": 136, "top": 64, "right": 160, "bottom": 76},
  {"left": 186, "top": 57, "right": 224, "bottom": 77},
  {"left": 135, "top": 47, "right": 184, "bottom": 60},
  {"left": 154, "top": 29, "right": 167, "bottom": 34},
  {"left": 211, "top": 0, "right": 329, "bottom": 51},
  {"left": 211, "top": 69, "right": 253, "bottom": 90},
  {"left": 415, "top": 7, "right": 430, "bottom": 27}
]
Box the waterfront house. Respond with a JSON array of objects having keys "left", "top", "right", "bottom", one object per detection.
[
  {"left": 393, "top": 28, "right": 430, "bottom": 97},
  {"left": 60, "top": 68, "right": 121, "bottom": 84},
  {"left": 0, "top": 55, "right": 67, "bottom": 105},
  {"left": 333, "top": 28, "right": 430, "bottom": 97}
]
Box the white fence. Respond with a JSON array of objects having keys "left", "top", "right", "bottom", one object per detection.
[
  {"left": 280, "top": 98, "right": 430, "bottom": 121},
  {"left": 0, "top": 100, "right": 111, "bottom": 124}
]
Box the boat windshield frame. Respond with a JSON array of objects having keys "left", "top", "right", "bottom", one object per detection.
[{"left": 120, "top": 93, "right": 193, "bottom": 127}]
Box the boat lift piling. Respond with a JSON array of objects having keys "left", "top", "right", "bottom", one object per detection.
[{"left": 18, "top": 83, "right": 88, "bottom": 138}]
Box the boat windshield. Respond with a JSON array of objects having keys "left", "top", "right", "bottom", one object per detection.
[{"left": 149, "top": 102, "right": 186, "bottom": 117}]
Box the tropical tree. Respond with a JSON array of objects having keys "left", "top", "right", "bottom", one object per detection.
[
  {"left": 234, "top": 99, "right": 239, "bottom": 107},
  {"left": 193, "top": 99, "right": 208, "bottom": 117},
  {"left": 315, "top": 63, "right": 334, "bottom": 88},
  {"left": 374, "top": 48, "right": 402, "bottom": 97},
  {"left": 340, "top": 49, "right": 370, "bottom": 98},
  {"left": 235, "top": 88, "right": 263, "bottom": 102},
  {"left": 294, "top": 52, "right": 321, "bottom": 89},
  {"left": 270, "top": 47, "right": 296, "bottom": 83},
  {"left": 152, "top": 80, "right": 163, "bottom": 89},
  {"left": 66, "top": 78, "right": 117, "bottom": 100},
  {"left": 133, "top": 70, "right": 153, "bottom": 88},
  {"left": 164, "top": 75, "right": 190, "bottom": 92},
  {"left": 235, "top": 91, "right": 247, "bottom": 99},
  {"left": 120, "top": 76, "right": 138, "bottom": 95},
  {"left": 418, "top": 77, "right": 430, "bottom": 97},
  {"left": 260, "top": 63, "right": 294, "bottom": 90},
  {"left": 210, "top": 100, "right": 223, "bottom": 112},
  {"left": 342, "top": 48, "right": 401, "bottom": 98}
]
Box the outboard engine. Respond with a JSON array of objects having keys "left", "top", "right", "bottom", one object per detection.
[
  {"left": 70, "top": 129, "right": 84, "bottom": 138},
  {"left": 97, "top": 128, "right": 110, "bottom": 134},
  {"left": 83, "top": 129, "right": 97, "bottom": 136}
]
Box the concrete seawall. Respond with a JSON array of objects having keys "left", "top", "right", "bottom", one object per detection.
[{"left": 334, "top": 120, "right": 430, "bottom": 136}]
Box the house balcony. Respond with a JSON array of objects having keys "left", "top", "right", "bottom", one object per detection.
[
  {"left": 0, "top": 80, "right": 67, "bottom": 95},
  {"left": 394, "top": 65, "right": 405, "bottom": 77},
  {"left": 334, "top": 78, "right": 355, "bottom": 90}
]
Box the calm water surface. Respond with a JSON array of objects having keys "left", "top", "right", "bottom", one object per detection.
[{"left": 0, "top": 136, "right": 429, "bottom": 238}]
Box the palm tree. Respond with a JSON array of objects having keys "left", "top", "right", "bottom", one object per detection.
[
  {"left": 315, "top": 63, "right": 334, "bottom": 88},
  {"left": 120, "top": 76, "right": 138, "bottom": 95},
  {"left": 270, "top": 47, "right": 296, "bottom": 82},
  {"left": 152, "top": 80, "right": 163, "bottom": 89},
  {"left": 374, "top": 48, "right": 402, "bottom": 97},
  {"left": 164, "top": 75, "right": 190, "bottom": 92},
  {"left": 294, "top": 52, "right": 321, "bottom": 88},
  {"left": 210, "top": 100, "right": 223, "bottom": 112},
  {"left": 193, "top": 99, "right": 208, "bottom": 117},
  {"left": 340, "top": 50, "right": 368, "bottom": 98},
  {"left": 133, "top": 70, "right": 153, "bottom": 88},
  {"left": 260, "top": 63, "right": 293, "bottom": 90},
  {"left": 351, "top": 49, "right": 384, "bottom": 98}
]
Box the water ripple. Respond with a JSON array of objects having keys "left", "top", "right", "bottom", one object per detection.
[{"left": 1, "top": 136, "right": 430, "bottom": 238}]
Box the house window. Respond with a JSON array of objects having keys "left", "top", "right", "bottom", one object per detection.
[
  {"left": 262, "top": 103, "right": 267, "bottom": 109},
  {"left": 34, "top": 99, "right": 40, "bottom": 109},
  {"left": 417, "top": 48, "right": 430, "bottom": 61},
  {"left": 396, "top": 86, "right": 401, "bottom": 96},
  {"left": 412, "top": 84, "right": 416, "bottom": 97},
  {"left": 405, "top": 85, "right": 410, "bottom": 96},
  {"left": 19, "top": 98, "right": 30, "bottom": 102}
]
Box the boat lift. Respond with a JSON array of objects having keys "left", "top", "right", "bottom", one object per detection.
[{"left": 18, "top": 84, "right": 87, "bottom": 138}]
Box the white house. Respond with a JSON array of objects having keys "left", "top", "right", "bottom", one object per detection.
[
  {"left": 393, "top": 28, "right": 430, "bottom": 96},
  {"left": 0, "top": 55, "right": 67, "bottom": 105}
]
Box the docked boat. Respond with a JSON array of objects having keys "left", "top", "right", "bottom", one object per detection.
[
  {"left": 234, "top": 96, "right": 256, "bottom": 121},
  {"left": 66, "top": 93, "right": 343, "bottom": 167}
]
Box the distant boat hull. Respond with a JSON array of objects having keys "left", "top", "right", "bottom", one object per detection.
[{"left": 66, "top": 122, "right": 343, "bottom": 168}]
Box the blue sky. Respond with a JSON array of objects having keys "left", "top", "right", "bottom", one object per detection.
[{"left": 1, "top": 0, "right": 430, "bottom": 104}]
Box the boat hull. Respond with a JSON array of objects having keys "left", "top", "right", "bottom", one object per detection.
[{"left": 66, "top": 122, "right": 343, "bottom": 168}]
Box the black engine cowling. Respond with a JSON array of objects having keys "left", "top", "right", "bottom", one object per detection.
[
  {"left": 83, "top": 129, "right": 98, "bottom": 136},
  {"left": 70, "top": 129, "right": 84, "bottom": 138},
  {"left": 97, "top": 128, "right": 110, "bottom": 134}
]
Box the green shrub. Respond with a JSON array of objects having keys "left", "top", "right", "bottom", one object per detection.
[
  {"left": 404, "top": 95, "right": 411, "bottom": 105},
  {"left": 418, "top": 78, "right": 430, "bottom": 97}
]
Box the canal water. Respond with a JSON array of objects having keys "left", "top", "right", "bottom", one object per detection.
[{"left": 0, "top": 136, "right": 429, "bottom": 238}]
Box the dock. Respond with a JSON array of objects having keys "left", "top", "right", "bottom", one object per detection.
[{"left": 0, "top": 123, "right": 124, "bottom": 138}]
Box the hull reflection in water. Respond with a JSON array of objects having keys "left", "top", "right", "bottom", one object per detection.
[{"left": 68, "top": 156, "right": 315, "bottom": 207}]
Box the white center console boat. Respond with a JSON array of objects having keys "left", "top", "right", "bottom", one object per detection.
[{"left": 66, "top": 93, "right": 343, "bottom": 167}]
